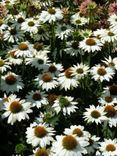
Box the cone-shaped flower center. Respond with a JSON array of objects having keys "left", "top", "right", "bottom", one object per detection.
[
  {"left": 17, "top": 17, "right": 25, "bottom": 23},
  {"left": 10, "top": 28, "right": 17, "bottom": 35},
  {"left": 73, "top": 128, "right": 83, "bottom": 137},
  {"left": 34, "top": 42, "right": 43, "bottom": 50},
  {"left": 42, "top": 73, "right": 52, "bottom": 82},
  {"left": 28, "top": 21, "right": 35, "bottom": 27},
  {"left": 108, "top": 31, "right": 114, "bottom": 36},
  {"left": 10, "top": 101, "right": 22, "bottom": 113},
  {"left": 38, "top": 59, "right": 44, "bottom": 64},
  {"left": 48, "top": 94, "right": 58, "bottom": 104},
  {"left": 76, "top": 68, "right": 84, "bottom": 74},
  {"left": 105, "top": 96, "right": 113, "bottom": 103},
  {"left": 91, "top": 110, "right": 101, "bottom": 118},
  {"left": 48, "top": 8, "right": 56, "bottom": 14},
  {"left": 104, "top": 105, "right": 116, "bottom": 117},
  {"left": 18, "top": 42, "right": 28, "bottom": 50},
  {"left": 0, "top": 59, "right": 5, "bottom": 67},
  {"left": 62, "top": 135, "right": 77, "bottom": 150},
  {"left": 61, "top": 26, "right": 67, "bottom": 31},
  {"left": 97, "top": 67, "right": 107, "bottom": 76},
  {"left": 109, "top": 85, "right": 117, "bottom": 95},
  {"left": 76, "top": 19, "right": 81, "bottom": 24},
  {"left": 38, "top": 27, "right": 45, "bottom": 34},
  {"left": 106, "top": 144, "right": 116, "bottom": 152},
  {"left": 5, "top": 74, "right": 16, "bottom": 85},
  {"left": 59, "top": 96, "right": 70, "bottom": 107},
  {"left": 35, "top": 148, "right": 49, "bottom": 156},
  {"left": 32, "top": 93, "right": 41, "bottom": 101},
  {"left": 85, "top": 38, "right": 96, "bottom": 46},
  {"left": 65, "top": 68, "right": 74, "bottom": 78},
  {"left": 9, "top": 51, "right": 16, "bottom": 58},
  {"left": 49, "top": 65, "right": 57, "bottom": 73},
  {"left": 72, "top": 41, "right": 78, "bottom": 49},
  {"left": 34, "top": 126, "right": 47, "bottom": 138}
]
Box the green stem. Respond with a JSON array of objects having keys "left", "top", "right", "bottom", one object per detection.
[{"left": 88, "top": 52, "right": 91, "bottom": 67}]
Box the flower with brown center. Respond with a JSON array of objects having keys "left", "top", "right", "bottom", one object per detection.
[
  {"left": 91, "top": 110, "right": 101, "bottom": 119},
  {"left": 109, "top": 84, "right": 117, "bottom": 95},
  {"left": 65, "top": 68, "right": 74, "bottom": 78},
  {"left": 85, "top": 38, "right": 96, "bottom": 46},
  {"left": 106, "top": 144, "right": 116, "bottom": 152},
  {"left": 32, "top": 93, "right": 41, "bottom": 101},
  {"left": 34, "top": 126, "right": 47, "bottom": 138},
  {"left": 10, "top": 101, "right": 22, "bottom": 113},
  {"left": 18, "top": 42, "right": 29, "bottom": 50},
  {"left": 48, "top": 8, "right": 56, "bottom": 14},
  {"left": 105, "top": 96, "right": 113, "bottom": 103},
  {"left": 73, "top": 128, "right": 83, "bottom": 137},
  {"left": 104, "top": 105, "right": 116, "bottom": 117},
  {"left": 97, "top": 67, "right": 107, "bottom": 76},
  {"left": 0, "top": 59, "right": 5, "bottom": 67},
  {"left": 5, "top": 75, "right": 16, "bottom": 85},
  {"left": 35, "top": 148, "right": 49, "bottom": 156},
  {"left": 42, "top": 73, "right": 52, "bottom": 82}
]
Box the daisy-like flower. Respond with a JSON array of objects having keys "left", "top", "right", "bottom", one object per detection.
[
  {"left": 1, "top": 72, "right": 24, "bottom": 93},
  {"left": 26, "top": 122, "right": 55, "bottom": 147},
  {"left": 64, "top": 125, "right": 90, "bottom": 140},
  {"left": 58, "top": 67, "right": 79, "bottom": 91},
  {"left": 79, "top": 37, "right": 103, "bottom": 53},
  {"left": 44, "top": 62, "right": 63, "bottom": 77},
  {"left": 64, "top": 40, "right": 80, "bottom": 56},
  {"left": 98, "top": 139, "right": 117, "bottom": 156},
  {"left": 99, "top": 29, "right": 117, "bottom": 43},
  {"left": 104, "top": 104, "right": 117, "bottom": 127},
  {"left": 103, "top": 84, "right": 117, "bottom": 97},
  {"left": 55, "top": 23, "right": 72, "bottom": 40},
  {"left": 71, "top": 63, "right": 89, "bottom": 80},
  {"left": 25, "top": 52, "right": 50, "bottom": 71},
  {"left": 98, "top": 94, "right": 117, "bottom": 106},
  {"left": 71, "top": 12, "right": 89, "bottom": 26},
  {"left": 90, "top": 64, "right": 115, "bottom": 82},
  {"left": 52, "top": 96, "right": 78, "bottom": 115},
  {"left": 6, "top": 49, "right": 23, "bottom": 65},
  {"left": 83, "top": 105, "right": 107, "bottom": 125},
  {"left": 51, "top": 134, "right": 88, "bottom": 156},
  {"left": 35, "top": 72, "right": 58, "bottom": 91},
  {"left": 25, "top": 90, "right": 48, "bottom": 108},
  {"left": 0, "top": 19, "right": 7, "bottom": 32},
  {"left": 0, "top": 57, "right": 11, "bottom": 73},
  {"left": 2, "top": 94, "right": 32, "bottom": 125},
  {"left": 3, "top": 26, "right": 24, "bottom": 43},
  {"left": 39, "top": 7, "right": 63, "bottom": 23},
  {"left": 102, "top": 56, "right": 117, "bottom": 70},
  {"left": 21, "top": 17, "right": 39, "bottom": 34},
  {"left": 108, "top": 14, "right": 117, "bottom": 30},
  {"left": 33, "top": 147, "right": 53, "bottom": 156},
  {"left": 86, "top": 135, "right": 100, "bottom": 154},
  {"left": 14, "top": 41, "right": 35, "bottom": 58}
]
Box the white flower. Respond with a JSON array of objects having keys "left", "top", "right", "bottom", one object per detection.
[
  {"left": 83, "top": 105, "right": 107, "bottom": 125},
  {"left": 25, "top": 90, "right": 48, "bottom": 108},
  {"left": 90, "top": 64, "right": 115, "bottom": 82},
  {"left": 99, "top": 139, "right": 117, "bottom": 156},
  {"left": 26, "top": 122, "right": 55, "bottom": 147},
  {"left": 1, "top": 72, "right": 24, "bottom": 93},
  {"left": 52, "top": 96, "right": 78, "bottom": 115},
  {"left": 40, "top": 8, "right": 63, "bottom": 23},
  {"left": 35, "top": 72, "right": 58, "bottom": 91},
  {"left": 71, "top": 12, "right": 89, "bottom": 26},
  {"left": 51, "top": 135, "right": 88, "bottom": 156},
  {"left": 71, "top": 63, "right": 89, "bottom": 79},
  {"left": 0, "top": 57, "right": 11, "bottom": 73},
  {"left": 33, "top": 147, "right": 53, "bottom": 156},
  {"left": 58, "top": 67, "right": 79, "bottom": 91},
  {"left": 108, "top": 14, "right": 117, "bottom": 33},
  {"left": 2, "top": 94, "right": 32, "bottom": 125},
  {"left": 102, "top": 56, "right": 117, "bottom": 70},
  {"left": 79, "top": 37, "right": 103, "bottom": 53},
  {"left": 21, "top": 18, "right": 39, "bottom": 34}
]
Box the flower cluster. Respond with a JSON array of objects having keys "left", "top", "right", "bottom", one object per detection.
[{"left": 1, "top": 0, "right": 117, "bottom": 156}]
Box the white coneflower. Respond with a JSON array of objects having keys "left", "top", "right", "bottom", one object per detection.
[
  {"left": 51, "top": 134, "right": 88, "bottom": 156},
  {"left": 2, "top": 94, "right": 32, "bottom": 125},
  {"left": 90, "top": 64, "right": 115, "bottom": 82},
  {"left": 39, "top": 7, "right": 63, "bottom": 23},
  {"left": 58, "top": 67, "right": 79, "bottom": 91},
  {"left": 102, "top": 56, "right": 117, "bottom": 70},
  {"left": 25, "top": 90, "right": 48, "bottom": 108},
  {"left": 79, "top": 37, "right": 103, "bottom": 53},
  {"left": 98, "top": 139, "right": 117, "bottom": 156},
  {"left": 103, "top": 84, "right": 117, "bottom": 97},
  {"left": 35, "top": 72, "right": 58, "bottom": 91},
  {"left": 71, "top": 63, "right": 89, "bottom": 80},
  {"left": 83, "top": 105, "right": 107, "bottom": 125},
  {"left": 26, "top": 122, "right": 55, "bottom": 147},
  {"left": 52, "top": 96, "right": 78, "bottom": 115},
  {"left": 1, "top": 72, "right": 24, "bottom": 93},
  {"left": 33, "top": 147, "right": 53, "bottom": 156},
  {"left": 0, "top": 57, "right": 11, "bottom": 73}
]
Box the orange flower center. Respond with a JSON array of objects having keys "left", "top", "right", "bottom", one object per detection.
[
  {"left": 65, "top": 68, "right": 74, "bottom": 78},
  {"left": 85, "top": 38, "right": 96, "bottom": 46},
  {"left": 62, "top": 135, "right": 77, "bottom": 150},
  {"left": 35, "top": 148, "right": 49, "bottom": 156},
  {"left": 97, "top": 67, "right": 107, "bottom": 76},
  {"left": 10, "top": 101, "right": 22, "bottom": 113},
  {"left": 42, "top": 73, "right": 52, "bottom": 82},
  {"left": 18, "top": 42, "right": 28, "bottom": 50},
  {"left": 104, "top": 105, "right": 116, "bottom": 117},
  {"left": 106, "top": 144, "right": 116, "bottom": 152},
  {"left": 47, "top": 94, "right": 58, "bottom": 104},
  {"left": 73, "top": 128, "right": 83, "bottom": 137},
  {"left": 34, "top": 126, "right": 47, "bottom": 138},
  {"left": 5, "top": 75, "right": 16, "bottom": 85}
]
